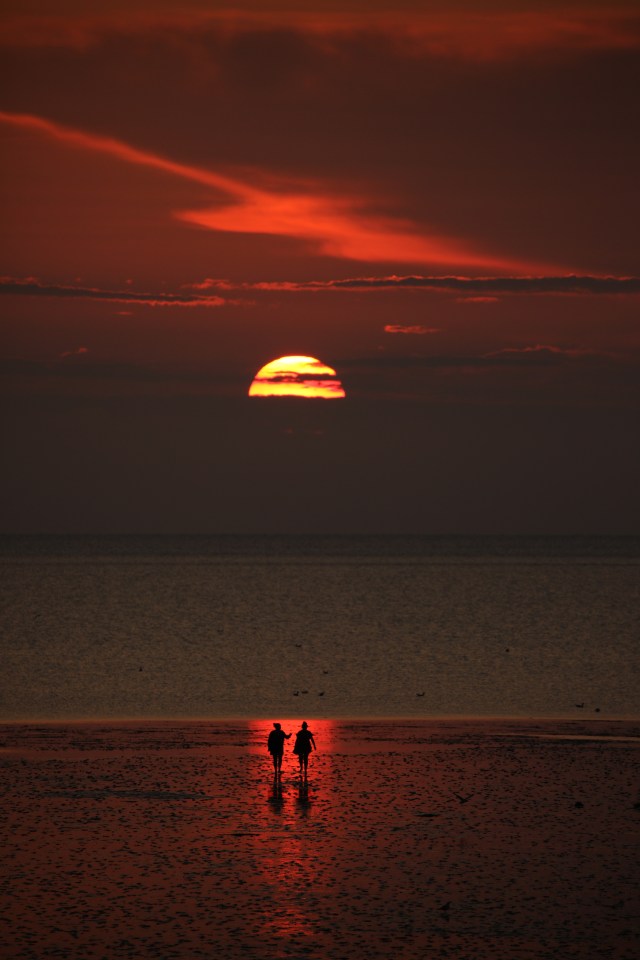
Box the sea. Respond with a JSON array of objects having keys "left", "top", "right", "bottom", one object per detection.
[{"left": 1, "top": 535, "right": 638, "bottom": 722}]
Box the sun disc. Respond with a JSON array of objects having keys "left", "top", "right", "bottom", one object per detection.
[{"left": 248, "top": 355, "right": 346, "bottom": 399}]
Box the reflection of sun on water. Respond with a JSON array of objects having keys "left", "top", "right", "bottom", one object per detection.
[
  {"left": 248, "top": 356, "right": 346, "bottom": 399},
  {"left": 247, "top": 718, "right": 336, "bottom": 760},
  {"left": 247, "top": 719, "right": 336, "bottom": 943}
]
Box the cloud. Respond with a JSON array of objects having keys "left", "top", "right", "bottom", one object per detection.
[
  {"left": 2, "top": 7, "right": 639, "bottom": 60},
  {"left": 59, "top": 346, "right": 89, "bottom": 359},
  {"left": 456, "top": 296, "right": 500, "bottom": 304},
  {"left": 0, "top": 111, "right": 525, "bottom": 271},
  {"left": 0, "top": 277, "right": 227, "bottom": 308},
  {"left": 384, "top": 325, "right": 440, "bottom": 335},
  {"left": 183, "top": 274, "right": 640, "bottom": 296},
  {"left": 326, "top": 275, "right": 640, "bottom": 294},
  {"left": 481, "top": 344, "right": 603, "bottom": 365},
  {"left": 0, "top": 357, "right": 234, "bottom": 385},
  {"left": 341, "top": 345, "right": 616, "bottom": 371}
]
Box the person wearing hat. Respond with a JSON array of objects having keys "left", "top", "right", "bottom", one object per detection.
[
  {"left": 293, "top": 721, "right": 316, "bottom": 776},
  {"left": 267, "top": 722, "right": 291, "bottom": 776}
]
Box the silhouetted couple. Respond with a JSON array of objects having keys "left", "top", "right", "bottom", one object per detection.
[
  {"left": 267, "top": 721, "right": 316, "bottom": 776},
  {"left": 267, "top": 722, "right": 291, "bottom": 775}
]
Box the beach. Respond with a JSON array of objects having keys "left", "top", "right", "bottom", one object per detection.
[{"left": 1, "top": 719, "right": 638, "bottom": 959}]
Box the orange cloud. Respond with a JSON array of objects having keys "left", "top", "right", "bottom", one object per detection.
[
  {"left": 384, "top": 324, "right": 440, "bottom": 335},
  {"left": 176, "top": 196, "right": 514, "bottom": 269},
  {"left": 0, "top": 111, "right": 255, "bottom": 198},
  {"left": 0, "top": 111, "right": 525, "bottom": 272}
]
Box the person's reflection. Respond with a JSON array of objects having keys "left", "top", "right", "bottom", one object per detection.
[
  {"left": 267, "top": 774, "right": 284, "bottom": 813},
  {"left": 296, "top": 778, "right": 311, "bottom": 816}
]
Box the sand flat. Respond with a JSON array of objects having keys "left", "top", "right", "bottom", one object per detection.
[{"left": 1, "top": 719, "right": 638, "bottom": 959}]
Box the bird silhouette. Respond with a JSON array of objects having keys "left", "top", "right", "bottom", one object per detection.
[
  {"left": 416, "top": 691, "right": 425, "bottom": 697},
  {"left": 293, "top": 691, "right": 299, "bottom": 696},
  {"left": 318, "top": 691, "right": 325, "bottom": 697},
  {"left": 453, "top": 792, "right": 474, "bottom": 804},
  {"left": 575, "top": 702, "right": 585, "bottom": 708}
]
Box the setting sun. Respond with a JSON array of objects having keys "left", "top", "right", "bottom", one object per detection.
[{"left": 248, "top": 355, "right": 346, "bottom": 399}]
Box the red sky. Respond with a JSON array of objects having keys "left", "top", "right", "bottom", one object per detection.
[{"left": 1, "top": 1, "right": 638, "bottom": 533}]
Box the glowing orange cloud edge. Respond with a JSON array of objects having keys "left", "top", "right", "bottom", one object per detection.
[{"left": 0, "top": 110, "right": 529, "bottom": 272}]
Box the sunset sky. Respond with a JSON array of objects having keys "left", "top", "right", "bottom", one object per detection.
[{"left": 1, "top": 0, "right": 638, "bottom": 534}]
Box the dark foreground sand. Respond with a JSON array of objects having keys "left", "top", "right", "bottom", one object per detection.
[{"left": 1, "top": 719, "right": 638, "bottom": 960}]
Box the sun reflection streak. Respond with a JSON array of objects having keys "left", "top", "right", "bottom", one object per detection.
[{"left": 246, "top": 719, "right": 336, "bottom": 946}]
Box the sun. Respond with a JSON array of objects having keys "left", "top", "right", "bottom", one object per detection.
[{"left": 248, "top": 355, "right": 346, "bottom": 399}]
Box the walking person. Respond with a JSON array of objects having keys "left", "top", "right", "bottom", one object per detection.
[
  {"left": 267, "top": 722, "right": 291, "bottom": 776},
  {"left": 293, "top": 721, "right": 316, "bottom": 776}
]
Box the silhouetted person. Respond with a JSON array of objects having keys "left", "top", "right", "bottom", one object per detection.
[
  {"left": 267, "top": 722, "right": 291, "bottom": 775},
  {"left": 293, "top": 721, "right": 316, "bottom": 776}
]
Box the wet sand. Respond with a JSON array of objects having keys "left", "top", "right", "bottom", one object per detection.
[{"left": 1, "top": 719, "right": 638, "bottom": 959}]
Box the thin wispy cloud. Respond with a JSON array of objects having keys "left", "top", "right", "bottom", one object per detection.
[
  {"left": 456, "top": 296, "right": 500, "bottom": 304},
  {"left": 184, "top": 275, "right": 640, "bottom": 296},
  {"left": 0, "top": 277, "right": 227, "bottom": 308},
  {"left": 482, "top": 344, "right": 598, "bottom": 362},
  {"left": 342, "top": 345, "right": 619, "bottom": 371},
  {"left": 59, "top": 346, "right": 89, "bottom": 359},
  {"left": 384, "top": 325, "right": 440, "bottom": 335},
  {"left": 318, "top": 275, "right": 640, "bottom": 294},
  {"left": 0, "top": 357, "right": 241, "bottom": 386},
  {"left": 15, "top": 274, "right": 635, "bottom": 311},
  {"left": 0, "top": 111, "right": 526, "bottom": 271}
]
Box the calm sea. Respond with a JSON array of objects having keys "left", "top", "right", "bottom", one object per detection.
[{"left": 1, "top": 535, "right": 638, "bottom": 721}]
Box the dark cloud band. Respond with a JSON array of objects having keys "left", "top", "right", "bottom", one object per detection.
[
  {"left": 189, "top": 275, "right": 640, "bottom": 295},
  {"left": 0, "top": 279, "right": 225, "bottom": 307},
  {"left": 323, "top": 275, "right": 640, "bottom": 295}
]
